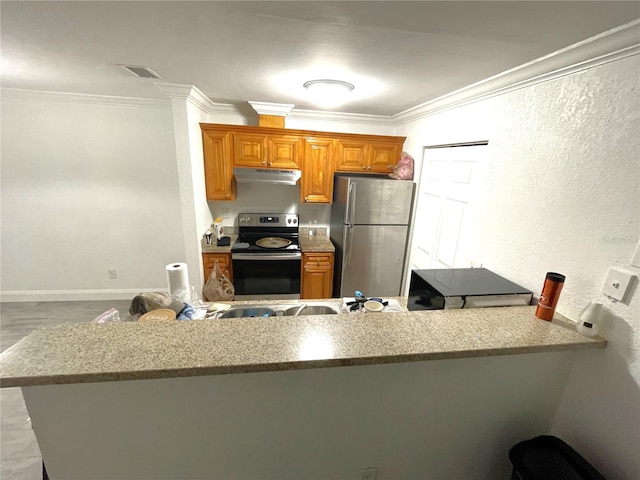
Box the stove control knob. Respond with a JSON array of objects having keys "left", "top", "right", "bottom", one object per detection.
[{"left": 293, "top": 218, "right": 297, "bottom": 224}]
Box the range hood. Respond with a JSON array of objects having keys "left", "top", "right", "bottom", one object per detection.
[{"left": 233, "top": 168, "right": 302, "bottom": 185}]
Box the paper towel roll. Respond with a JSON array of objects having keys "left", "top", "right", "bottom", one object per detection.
[{"left": 165, "top": 262, "right": 189, "bottom": 299}]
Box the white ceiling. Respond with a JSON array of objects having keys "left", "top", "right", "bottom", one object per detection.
[{"left": 2, "top": 1, "right": 639, "bottom": 116}]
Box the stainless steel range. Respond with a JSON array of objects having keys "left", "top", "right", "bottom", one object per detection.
[{"left": 231, "top": 213, "right": 301, "bottom": 299}]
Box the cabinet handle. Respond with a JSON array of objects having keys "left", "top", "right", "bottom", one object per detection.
[
  {"left": 262, "top": 161, "right": 267, "bottom": 165},
  {"left": 367, "top": 166, "right": 371, "bottom": 170},
  {"left": 225, "top": 193, "right": 230, "bottom": 198},
  {"left": 362, "top": 165, "right": 366, "bottom": 170},
  {"left": 268, "top": 161, "right": 273, "bottom": 166}
]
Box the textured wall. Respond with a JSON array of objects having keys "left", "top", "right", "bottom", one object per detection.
[{"left": 397, "top": 54, "right": 640, "bottom": 478}]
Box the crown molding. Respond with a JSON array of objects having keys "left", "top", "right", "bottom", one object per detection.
[
  {"left": 288, "top": 108, "right": 392, "bottom": 126},
  {"left": 0, "top": 88, "right": 170, "bottom": 108},
  {"left": 155, "top": 83, "right": 218, "bottom": 113},
  {"left": 248, "top": 101, "right": 295, "bottom": 116},
  {"left": 393, "top": 20, "right": 640, "bottom": 126}
]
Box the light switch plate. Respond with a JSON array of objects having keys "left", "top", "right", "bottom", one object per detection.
[{"left": 602, "top": 267, "right": 636, "bottom": 302}]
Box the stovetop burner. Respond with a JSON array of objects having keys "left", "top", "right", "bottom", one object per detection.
[{"left": 232, "top": 212, "right": 300, "bottom": 254}]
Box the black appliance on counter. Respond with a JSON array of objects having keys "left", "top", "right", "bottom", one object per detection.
[
  {"left": 407, "top": 268, "right": 533, "bottom": 310},
  {"left": 231, "top": 213, "right": 301, "bottom": 299}
]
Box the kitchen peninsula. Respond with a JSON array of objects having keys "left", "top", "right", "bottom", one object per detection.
[{"left": 0, "top": 305, "right": 605, "bottom": 479}]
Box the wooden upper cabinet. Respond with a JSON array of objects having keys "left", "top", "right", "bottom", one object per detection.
[
  {"left": 233, "top": 132, "right": 300, "bottom": 169},
  {"left": 202, "top": 129, "right": 235, "bottom": 201},
  {"left": 301, "top": 138, "right": 334, "bottom": 204},
  {"left": 335, "top": 139, "right": 368, "bottom": 172},
  {"left": 369, "top": 141, "right": 402, "bottom": 173},
  {"left": 233, "top": 133, "right": 268, "bottom": 167},
  {"left": 335, "top": 136, "right": 405, "bottom": 174},
  {"left": 201, "top": 123, "right": 406, "bottom": 205},
  {"left": 268, "top": 135, "right": 301, "bottom": 168}
]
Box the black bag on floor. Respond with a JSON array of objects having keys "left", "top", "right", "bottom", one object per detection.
[{"left": 509, "top": 435, "right": 606, "bottom": 480}]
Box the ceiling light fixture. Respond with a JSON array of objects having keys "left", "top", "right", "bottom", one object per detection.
[{"left": 303, "top": 79, "right": 355, "bottom": 108}]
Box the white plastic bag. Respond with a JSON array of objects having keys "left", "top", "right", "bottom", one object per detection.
[{"left": 203, "top": 260, "right": 235, "bottom": 301}]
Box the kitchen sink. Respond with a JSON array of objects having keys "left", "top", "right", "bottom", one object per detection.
[
  {"left": 213, "top": 302, "right": 341, "bottom": 319},
  {"left": 217, "top": 307, "right": 275, "bottom": 319},
  {"left": 283, "top": 304, "right": 340, "bottom": 316}
]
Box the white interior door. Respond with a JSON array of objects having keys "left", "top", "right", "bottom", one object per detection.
[{"left": 409, "top": 143, "right": 487, "bottom": 270}]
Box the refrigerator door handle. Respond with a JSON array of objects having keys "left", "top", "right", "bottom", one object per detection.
[
  {"left": 346, "top": 181, "right": 356, "bottom": 226},
  {"left": 345, "top": 224, "right": 354, "bottom": 267}
]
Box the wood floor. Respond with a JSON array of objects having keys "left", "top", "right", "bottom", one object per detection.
[{"left": 0, "top": 300, "right": 131, "bottom": 480}]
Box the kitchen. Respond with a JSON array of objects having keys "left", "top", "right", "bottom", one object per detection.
[{"left": 1, "top": 2, "right": 639, "bottom": 479}]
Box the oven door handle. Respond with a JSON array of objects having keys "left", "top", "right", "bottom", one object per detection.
[{"left": 232, "top": 253, "right": 302, "bottom": 260}]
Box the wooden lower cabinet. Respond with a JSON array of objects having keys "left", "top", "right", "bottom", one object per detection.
[
  {"left": 202, "top": 253, "right": 233, "bottom": 283},
  {"left": 300, "top": 252, "right": 334, "bottom": 299}
]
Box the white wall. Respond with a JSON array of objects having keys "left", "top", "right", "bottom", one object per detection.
[
  {"left": 25, "top": 351, "right": 575, "bottom": 480},
  {"left": 0, "top": 92, "right": 186, "bottom": 300},
  {"left": 396, "top": 54, "right": 640, "bottom": 478}
]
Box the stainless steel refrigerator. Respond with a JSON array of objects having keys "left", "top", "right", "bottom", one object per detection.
[{"left": 330, "top": 175, "right": 416, "bottom": 297}]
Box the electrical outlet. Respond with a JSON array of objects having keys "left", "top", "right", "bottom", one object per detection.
[
  {"left": 222, "top": 208, "right": 230, "bottom": 219},
  {"left": 108, "top": 268, "right": 117, "bottom": 280},
  {"left": 360, "top": 467, "right": 377, "bottom": 480}
]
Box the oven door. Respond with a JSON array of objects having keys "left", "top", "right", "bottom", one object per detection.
[{"left": 232, "top": 253, "right": 301, "bottom": 299}]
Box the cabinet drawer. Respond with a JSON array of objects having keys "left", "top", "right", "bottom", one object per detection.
[
  {"left": 303, "top": 253, "right": 333, "bottom": 267},
  {"left": 203, "top": 254, "right": 230, "bottom": 268}
]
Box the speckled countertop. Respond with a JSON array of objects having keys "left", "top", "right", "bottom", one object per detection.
[
  {"left": 200, "top": 233, "right": 333, "bottom": 253},
  {"left": 201, "top": 234, "right": 237, "bottom": 253},
  {"left": 0, "top": 303, "right": 604, "bottom": 388},
  {"left": 298, "top": 233, "right": 335, "bottom": 253}
]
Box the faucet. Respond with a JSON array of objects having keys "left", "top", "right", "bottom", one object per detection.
[{"left": 292, "top": 303, "right": 307, "bottom": 317}]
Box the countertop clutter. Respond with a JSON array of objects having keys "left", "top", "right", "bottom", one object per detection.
[{"left": 0, "top": 304, "right": 605, "bottom": 388}]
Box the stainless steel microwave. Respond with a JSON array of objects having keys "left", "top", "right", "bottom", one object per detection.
[{"left": 407, "top": 268, "right": 533, "bottom": 310}]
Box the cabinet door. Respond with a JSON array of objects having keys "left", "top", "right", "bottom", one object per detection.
[
  {"left": 268, "top": 135, "right": 301, "bottom": 168},
  {"left": 233, "top": 133, "right": 268, "bottom": 167},
  {"left": 335, "top": 139, "right": 368, "bottom": 172},
  {"left": 202, "top": 130, "right": 235, "bottom": 200},
  {"left": 301, "top": 253, "right": 334, "bottom": 299},
  {"left": 202, "top": 253, "right": 233, "bottom": 283},
  {"left": 369, "top": 141, "right": 402, "bottom": 173},
  {"left": 301, "top": 138, "right": 334, "bottom": 204}
]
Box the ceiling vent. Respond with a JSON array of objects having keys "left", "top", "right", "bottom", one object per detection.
[{"left": 120, "top": 65, "right": 163, "bottom": 79}]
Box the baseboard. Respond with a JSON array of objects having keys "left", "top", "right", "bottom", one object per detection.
[{"left": 0, "top": 288, "right": 162, "bottom": 303}]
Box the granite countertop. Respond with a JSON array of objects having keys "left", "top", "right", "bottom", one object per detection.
[
  {"left": 0, "top": 304, "right": 605, "bottom": 388},
  {"left": 201, "top": 231, "right": 334, "bottom": 253},
  {"left": 201, "top": 234, "right": 238, "bottom": 253},
  {"left": 298, "top": 233, "right": 334, "bottom": 253}
]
